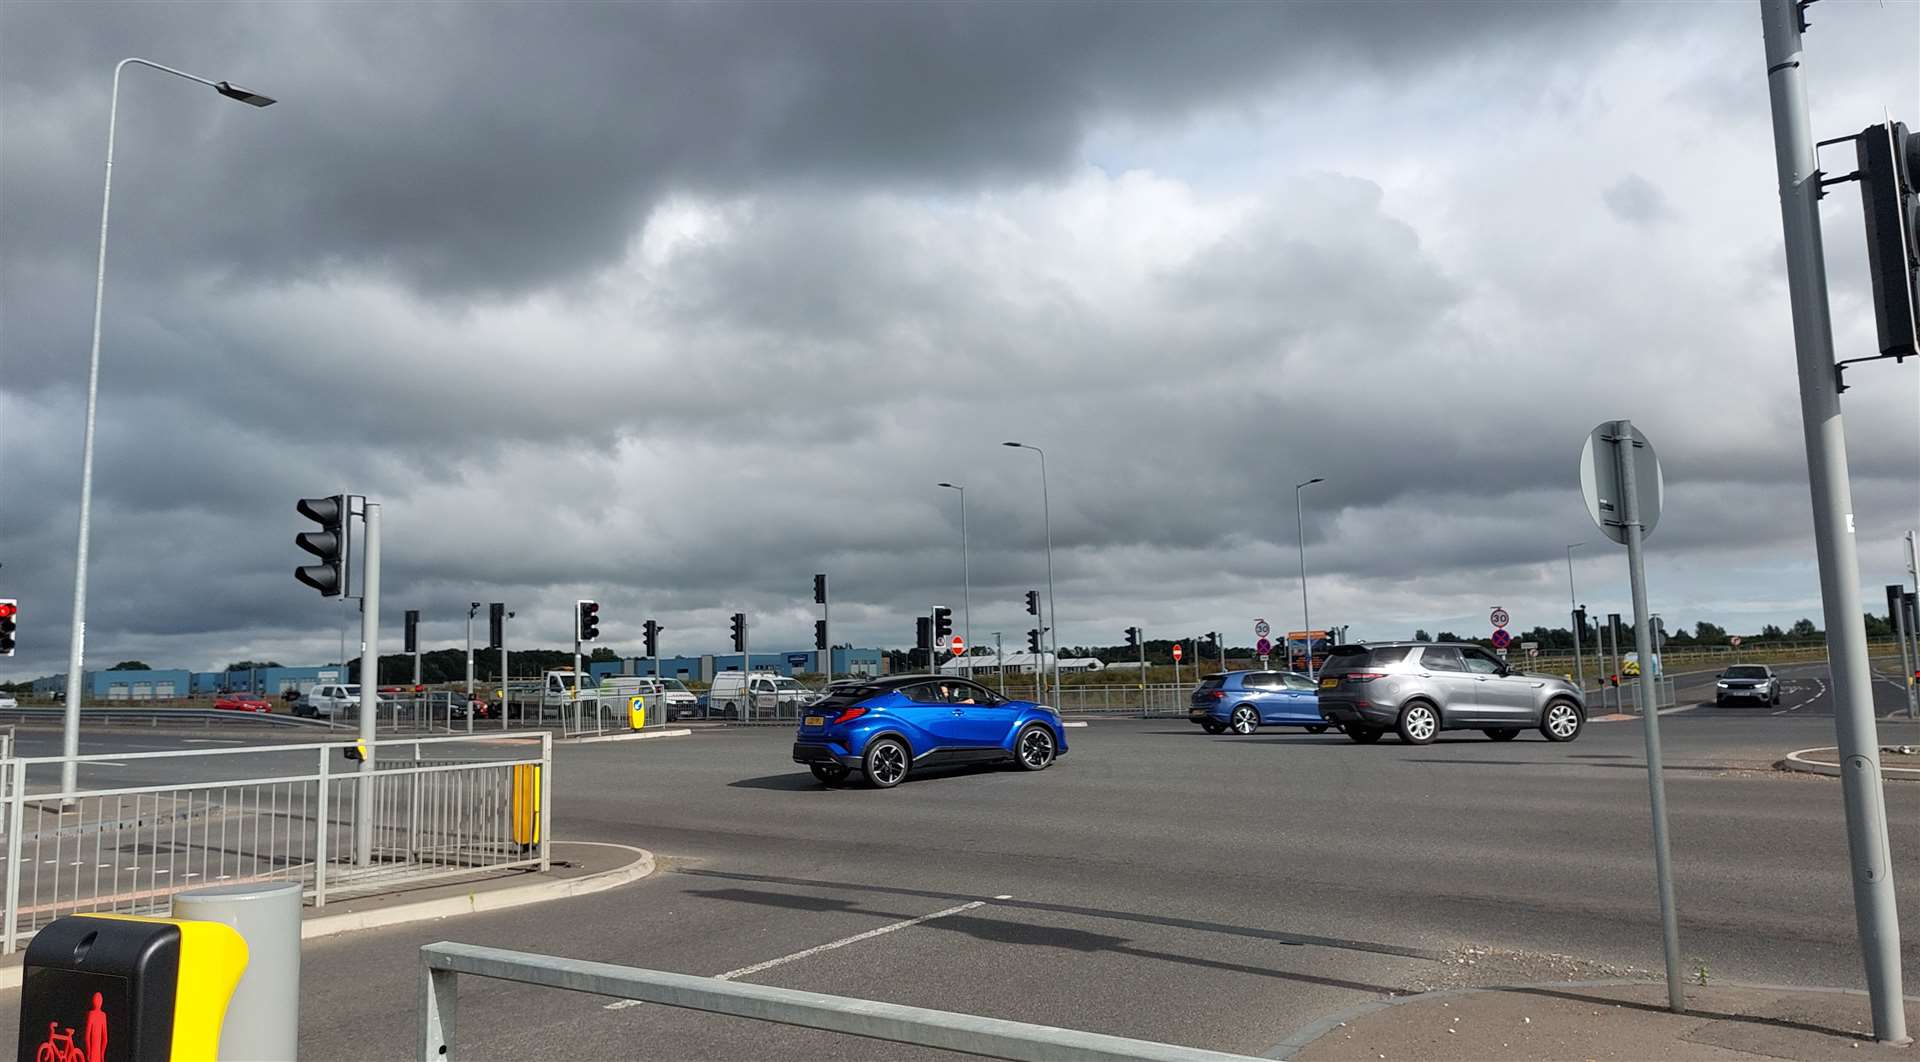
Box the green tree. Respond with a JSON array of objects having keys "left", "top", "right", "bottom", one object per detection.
[
  {"left": 1413, "top": 630, "right": 1432, "bottom": 642},
  {"left": 108, "top": 660, "right": 151, "bottom": 671},
  {"left": 1693, "top": 621, "right": 1728, "bottom": 644},
  {"left": 1435, "top": 631, "right": 1461, "bottom": 643},
  {"left": 588, "top": 646, "right": 620, "bottom": 662},
  {"left": 1761, "top": 624, "right": 1785, "bottom": 639},
  {"left": 1863, "top": 613, "right": 1893, "bottom": 637},
  {"left": 225, "top": 660, "right": 282, "bottom": 671},
  {"left": 1790, "top": 618, "right": 1819, "bottom": 638}
]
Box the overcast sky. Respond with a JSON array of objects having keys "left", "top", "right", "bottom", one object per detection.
[{"left": 3, "top": 1, "right": 1917, "bottom": 677}]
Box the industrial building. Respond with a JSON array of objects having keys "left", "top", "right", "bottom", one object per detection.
[{"left": 589, "top": 647, "right": 886, "bottom": 683}]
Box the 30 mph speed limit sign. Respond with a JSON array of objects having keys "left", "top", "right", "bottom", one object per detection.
[{"left": 1490, "top": 607, "right": 1510, "bottom": 629}]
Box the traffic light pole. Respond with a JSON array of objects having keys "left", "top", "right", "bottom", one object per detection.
[
  {"left": 355, "top": 501, "right": 380, "bottom": 868},
  {"left": 1760, "top": 0, "right": 1907, "bottom": 1041}
]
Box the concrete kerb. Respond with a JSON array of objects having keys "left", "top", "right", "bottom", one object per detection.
[
  {"left": 1264, "top": 979, "right": 1920, "bottom": 1060},
  {"left": 0, "top": 840, "right": 656, "bottom": 990},
  {"left": 1778, "top": 745, "right": 1920, "bottom": 782}
]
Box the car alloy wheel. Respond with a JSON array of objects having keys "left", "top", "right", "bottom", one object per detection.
[
  {"left": 809, "top": 763, "right": 849, "bottom": 785},
  {"left": 1230, "top": 705, "right": 1260, "bottom": 735},
  {"left": 1397, "top": 703, "right": 1439, "bottom": 745},
  {"left": 1016, "top": 726, "right": 1056, "bottom": 771},
  {"left": 863, "top": 737, "right": 910, "bottom": 788},
  {"left": 1541, "top": 701, "right": 1583, "bottom": 742}
]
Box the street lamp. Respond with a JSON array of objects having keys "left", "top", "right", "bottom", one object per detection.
[
  {"left": 1003, "top": 442, "right": 1059, "bottom": 709},
  {"left": 936, "top": 483, "right": 971, "bottom": 670},
  {"left": 62, "top": 58, "right": 276, "bottom": 797},
  {"left": 1566, "top": 543, "right": 1586, "bottom": 690},
  {"left": 1295, "top": 477, "right": 1325, "bottom": 679}
]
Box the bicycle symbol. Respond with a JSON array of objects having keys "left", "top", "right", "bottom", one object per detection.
[{"left": 34, "top": 1022, "right": 85, "bottom": 1062}]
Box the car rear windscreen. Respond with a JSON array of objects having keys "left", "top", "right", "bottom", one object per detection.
[
  {"left": 812, "top": 686, "right": 880, "bottom": 708},
  {"left": 1196, "top": 677, "right": 1225, "bottom": 691}
]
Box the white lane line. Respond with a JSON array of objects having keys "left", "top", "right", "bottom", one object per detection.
[
  {"left": 604, "top": 897, "right": 997, "bottom": 1010},
  {"left": 1773, "top": 677, "right": 1825, "bottom": 715}
]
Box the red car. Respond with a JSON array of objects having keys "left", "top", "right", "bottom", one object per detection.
[{"left": 213, "top": 695, "right": 273, "bottom": 714}]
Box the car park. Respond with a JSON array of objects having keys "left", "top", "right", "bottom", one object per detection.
[
  {"left": 213, "top": 695, "right": 273, "bottom": 713},
  {"left": 1189, "top": 671, "right": 1332, "bottom": 735},
  {"left": 1316, "top": 642, "right": 1586, "bottom": 744},
  {"left": 791, "top": 675, "right": 1067, "bottom": 788},
  {"left": 1714, "top": 664, "right": 1781, "bottom": 706}
]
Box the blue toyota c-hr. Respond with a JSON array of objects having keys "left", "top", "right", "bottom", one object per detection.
[
  {"left": 1189, "top": 670, "right": 1334, "bottom": 735},
  {"left": 792, "top": 675, "right": 1068, "bottom": 788}
]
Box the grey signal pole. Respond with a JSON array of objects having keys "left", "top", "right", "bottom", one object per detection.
[
  {"left": 937, "top": 484, "right": 971, "bottom": 662},
  {"left": 1760, "top": 0, "right": 1908, "bottom": 1041},
  {"left": 355, "top": 501, "right": 380, "bottom": 867},
  {"left": 1295, "top": 477, "right": 1325, "bottom": 679},
  {"left": 1567, "top": 543, "right": 1586, "bottom": 690}
]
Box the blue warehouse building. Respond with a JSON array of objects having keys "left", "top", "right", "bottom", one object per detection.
[{"left": 32, "top": 669, "right": 195, "bottom": 701}]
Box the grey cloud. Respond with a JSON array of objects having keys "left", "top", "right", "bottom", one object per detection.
[{"left": 1602, "top": 174, "right": 1674, "bottom": 226}]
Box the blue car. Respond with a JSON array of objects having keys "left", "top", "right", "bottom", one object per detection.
[
  {"left": 1189, "top": 671, "right": 1333, "bottom": 735},
  {"left": 792, "top": 675, "right": 1068, "bottom": 788}
]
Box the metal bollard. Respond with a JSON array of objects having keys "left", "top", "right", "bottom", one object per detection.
[{"left": 173, "top": 881, "right": 302, "bottom": 1062}]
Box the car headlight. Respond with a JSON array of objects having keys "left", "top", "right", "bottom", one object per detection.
[{"left": 1716, "top": 681, "right": 1729, "bottom": 687}]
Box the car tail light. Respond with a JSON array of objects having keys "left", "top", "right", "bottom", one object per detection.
[
  {"left": 832, "top": 707, "right": 867, "bottom": 725},
  {"left": 1341, "top": 672, "right": 1386, "bottom": 683},
  {"left": 1210, "top": 691, "right": 1225, "bottom": 700}
]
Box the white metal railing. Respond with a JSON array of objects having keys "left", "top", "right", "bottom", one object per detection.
[
  {"left": 561, "top": 692, "right": 677, "bottom": 737},
  {"left": 0, "top": 733, "right": 551, "bottom": 953},
  {"left": 418, "top": 941, "right": 1262, "bottom": 1062},
  {"left": 1048, "top": 685, "right": 1192, "bottom": 716}
]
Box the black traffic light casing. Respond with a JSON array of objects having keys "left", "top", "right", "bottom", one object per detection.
[
  {"left": 488, "top": 603, "right": 505, "bottom": 649},
  {"left": 730, "top": 613, "right": 747, "bottom": 652},
  {"left": 1856, "top": 120, "right": 1920, "bottom": 359},
  {"left": 813, "top": 574, "right": 828, "bottom": 605},
  {"left": 0, "top": 598, "right": 15, "bottom": 657},
  {"left": 294, "top": 495, "right": 348, "bottom": 597},
  {"left": 577, "top": 600, "right": 600, "bottom": 643},
  {"left": 1573, "top": 606, "right": 1588, "bottom": 635},
  {"left": 404, "top": 610, "right": 419, "bottom": 654},
  {"left": 933, "top": 607, "right": 952, "bottom": 643},
  {"left": 643, "top": 620, "right": 660, "bottom": 657},
  {"left": 1025, "top": 590, "right": 1039, "bottom": 616},
  {"left": 916, "top": 616, "right": 932, "bottom": 651},
  {"left": 1027, "top": 628, "right": 1042, "bottom": 653},
  {"left": 815, "top": 620, "right": 829, "bottom": 651},
  {"left": 1125, "top": 626, "right": 1139, "bottom": 648}
]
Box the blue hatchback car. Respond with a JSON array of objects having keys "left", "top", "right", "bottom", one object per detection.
[
  {"left": 792, "top": 675, "right": 1068, "bottom": 788},
  {"left": 1189, "top": 671, "right": 1333, "bottom": 735}
]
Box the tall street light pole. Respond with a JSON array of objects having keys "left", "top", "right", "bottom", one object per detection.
[
  {"left": 937, "top": 483, "right": 971, "bottom": 666},
  {"left": 1004, "top": 443, "right": 1059, "bottom": 709},
  {"left": 1294, "top": 477, "right": 1325, "bottom": 679},
  {"left": 1567, "top": 543, "right": 1586, "bottom": 690},
  {"left": 62, "top": 58, "right": 275, "bottom": 797}
]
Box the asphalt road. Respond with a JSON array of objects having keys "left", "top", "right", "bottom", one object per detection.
[{"left": 2, "top": 666, "right": 1914, "bottom": 1060}]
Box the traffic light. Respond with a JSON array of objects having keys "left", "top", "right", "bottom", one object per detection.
[
  {"left": 577, "top": 600, "right": 600, "bottom": 643},
  {"left": 813, "top": 574, "right": 828, "bottom": 605},
  {"left": 815, "top": 619, "right": 829, "bottom": 651},
  {"left": 404, "top": 609, "right": 419, "bottom": 653},
  {"left": 1856, "top": 120, "right": 1919, "bottom": 359},
  {"left": 916, "top": 616, "right": 932, "bottom": 650},
  {"left": 1125, "top": 626, "right": 1140, "bottom": 648},
  {"left": 488, "top": 603, "right": 505, "bottom": 649},
  {"left": 730, "top": 612, "right": 747, "bottom": 652},
  {"left": 1573, "top": 606, "right": 1588, "bottom": 634},
  {"left": 643, "top": 619, "right": 660, "bottom": 657},
  {"left": 294, "top": 495, "right": 348, "bottom": 597},
  {"left": 1027, "top": 628, "right": 1042, "bottom": 653},
  {"left": 0, "top": 599, "right": 16, "bottom": 657},
  {"left": 933, "top": 606, "right": 952, "bottom": 643},
  {"left": 1025, "top": 590, "right": 1039, "bottom": 616}
]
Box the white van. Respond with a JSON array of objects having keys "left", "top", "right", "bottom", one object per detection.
[
  {"left": 707, "top": 671, "right": 814, "bottom": 719},
  {"left": 297, "top": 684, "right": 379, "bottom": 718},
  {"left": 598, "top": 676, "right": 699, "bottom": 720}
]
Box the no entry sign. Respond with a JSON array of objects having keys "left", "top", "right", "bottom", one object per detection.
[
  {"left": 1172, "top": 644, "right": 1184, "bottom": 661},
  {"left": 951, "top": 636, "right": 965, "bottom": 655}
]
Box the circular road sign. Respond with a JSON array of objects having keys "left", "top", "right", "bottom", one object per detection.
[
  {"left": 1172, "top": 644, "right": 1184, "bottom": 661},
  {"left": 1730, "top": 635, "right": 1742, "bottom": 648},
  {"left": 1256, "top": 637, "right": 1273, "bottom": 656},
  {"left": 1491, "top": 628, "right": 1513, "bottom": 649},
  {"left": 1490, "top": 607, "right": 1510, "bottom": 629},
  {"left": 951, "top": 636, "right": 965, "bottom": 655},
  {"left": 1580, "top": 421, "right": 1664, "bottom": 545},
  {"left": 1527, "top": 646, "right": 1539, "bottom": 659},
  {"left": 1254, "top": 618, "right": 1271, "bottom": 638}
]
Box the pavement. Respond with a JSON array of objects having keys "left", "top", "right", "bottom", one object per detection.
[
  {"left": 0, "top": 661, "right": 1912, "bottom": 1060},
  {"left": 1283, "top": 981, "right": 1919, "bottom": 1060}
]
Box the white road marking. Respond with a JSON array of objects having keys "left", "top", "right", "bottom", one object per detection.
[
  {"left": 1773, "top": 677, "right": 1825, "bottom": 715},
  {"left": 603, "top": 897, "right": 996, "bottom": 1010}
]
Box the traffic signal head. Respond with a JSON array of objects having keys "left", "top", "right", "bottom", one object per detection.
[
  {"left": 577, "top": 600, "right": 601, "bottom": 642},
  {"left": 730, "top": 612, "right": 747, "bottom": 652},
  {"left": 815, "top": 619, "right": 829, "bottom": 651},
  {"left": 916, "top": 616, "right": 932, "bottom": 650},
  {"left": 404, "top": 609, "right": 419, "bottom": 654},
  {"left": 813, "top": 574, "right": 828, "bottom": 605},
  {"left": 0, "top": 599, "right": 16, "bottom": 657},
  {"left": 1027, "top": 628, "right": 1042, "bottom": 653},
  {"left": 933, "top": 606, "right": 952, "bottom": 641},
  {"left": 1857, "top": 120, "right": 1920, "bottom": 359},
  {"left": 1125, "top": 627, "right": 1139, "bottom": 648},
  {"left": 643, "top": 619, "right": 660, "bottom": 657},
  {"left": 488, "top": 603, "right": 505, "bottom": 649},
  {"left": 294, "top": 494, "right": 348, "bottom": 597},
  {"left": 1025, "top": 590, "right": 1039, "bottom": 616}
]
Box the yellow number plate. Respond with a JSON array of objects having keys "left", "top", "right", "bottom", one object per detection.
[
  {"left": 803, "top": 715, "right": 824, "bottom": 727},
  {"left": 1319, "top": 678, "right": 1338, "bottom": 689}
]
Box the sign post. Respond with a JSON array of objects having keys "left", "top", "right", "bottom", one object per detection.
[
  {"left": 1172, "top": 642, "right": 1183, "bottom": 691},
  {"left": 1583, "top": 418, "right": 1682, "bottom": 1013}
]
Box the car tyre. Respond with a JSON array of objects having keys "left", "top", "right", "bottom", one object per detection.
[
  {"left": 1540, "top": 699, "right": 1584, "bottom": 742},
  {"left": 862, "top": 736, "right": 910, "bottom": 789},
  {"left": 1771, "top": 689, "right": 1781, "bottom": 706},
  {"left": 722, "top": 701, "right": 739, "bottom": 720},
  {"left": 1015, "top": 725, "right": 1056, "bottom": 771},
  {"left": 1483, "top": 728, "right": 1520, "bottom": 742},
  {"left": 1305, "top": 725, "right": 1329, "bottom": 734},
  {"left": 1346, "top": 725, "right": 1383, "bottom": 744},
  {"left": 1229, "top": 704, "right": 1260, "bottom": 735},
  {"left": 1396, "top": 702, "right": 1440, "bottom": 745},
  {"left": 809, "top": 763, "right": 849, "bottom": 786},
  {"left": 1201, "top": 721, "right": 1227, "bottom": 734},
  {"left": 1714, "top": 695, "right": 1725, "bottom": 707}
]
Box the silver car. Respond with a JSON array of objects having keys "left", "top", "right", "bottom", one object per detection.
[
  {"left": 1713, "top": 664, "right": 1781, "bottom": 706},
  {"left": 1316, "top": 642, "right": 1586, "bottom": 745}
]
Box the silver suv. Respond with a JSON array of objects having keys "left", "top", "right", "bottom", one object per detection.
[{"left": 1316, "top": 642, "right": 1585, "bottom": 745}]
